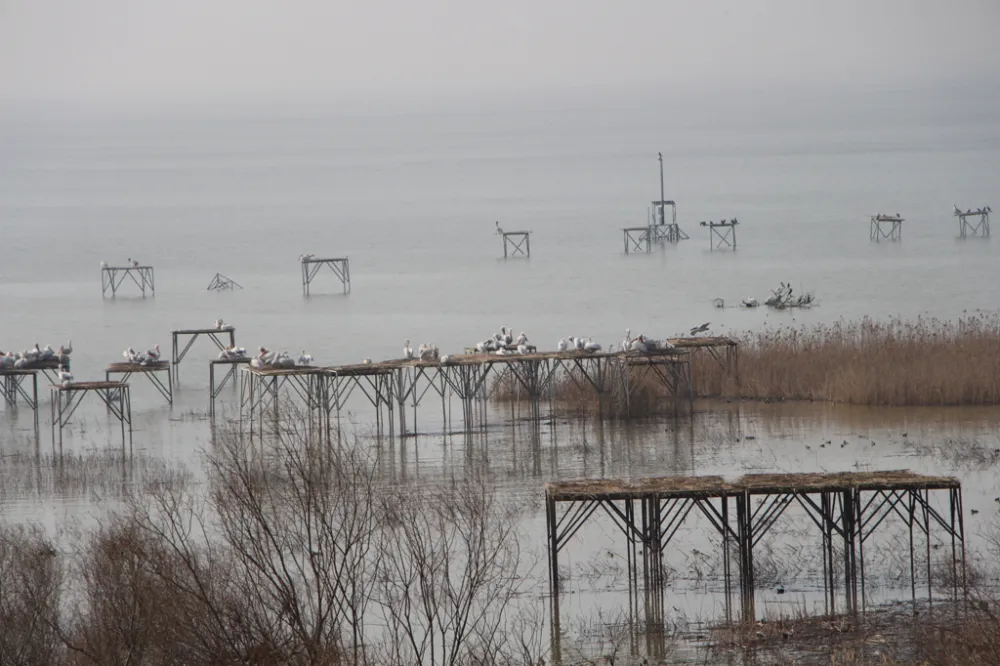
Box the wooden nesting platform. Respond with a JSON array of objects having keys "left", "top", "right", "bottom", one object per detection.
[
  {"left": 546, "top": 470, "right": 959, "bottom": 500},
  {"left": 544, "top": 469, "right": 966, "bottom": 626},
  {"left": 49, "top": 381, "right": 132, "bottom": 451},
  {"left": 171, "top": 326, "right": 237, "bottom": 383},
  {"left": 106, "top": 361, "right": 172, "bottom": 405},
  {"left": 0, "top": 369, "right": 40, "bottom": 428}
]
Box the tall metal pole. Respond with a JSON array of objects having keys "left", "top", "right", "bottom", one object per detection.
[{"left": 658, "top": 152, "right": 665, "bottom": 226}]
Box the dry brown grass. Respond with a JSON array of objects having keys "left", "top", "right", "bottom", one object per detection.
[{"left": 693, "top": 314, "right": 1000, "bottom": 406}]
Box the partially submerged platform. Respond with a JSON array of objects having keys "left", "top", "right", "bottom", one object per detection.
[
  {"left": 700, "top": 219, "right": 739, "bottom": 250},
  {"left": 545, "top": 470, "right": 965, "bottom": 625},
  {"left": 171, "top": 326, "right": 236, "bottom": 383},
  {"left": 0, "top": 369, "right": 40, "bottom": 429},
  {"left": 301, "top": 256, "right": 350, "bottom": 295},
  {"left": 50, "top": 381, "right": 132, "bottom": 452},
  {"left": 871, "top": 214, "right": 904, "bottom": 242},
  {"left": 101, "top": 265, "right": 155, "bottom": 298},
  {"left": 209, "top": 357, "right": 251, "bottom": 417}
]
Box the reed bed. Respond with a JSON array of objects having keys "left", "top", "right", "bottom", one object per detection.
[{"left": 697, "top": 314, "right": 1000, "bottom": 406}]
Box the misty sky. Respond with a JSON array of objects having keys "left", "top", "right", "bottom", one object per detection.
[{"left": 2, "top": 0, "right": 999, "bottom": 106}]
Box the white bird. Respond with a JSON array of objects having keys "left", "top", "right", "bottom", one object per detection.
[
  {"left": 515, "top": 332, "right": 528, "bottom": 346},
  {"left": 517, "top": 344, "right": 530, "bottom": 355},
  {"left": 557, "top": 338, "right": 568, "bottom": 352},
  {"left": 100, "top": 260, "right": 108, "bottom": 269},
  {"left": 40, "top": 345, "right": 55, "bottom": 360},
  {"left": 575, "top": 337, "right": 586, "bottom": 350},
  {"left": 584, "top": 338, "right": 602, "bottom": 353},
  {"left": 57, "top": 365, "right": 73, "bottom": 387},
  {"left": 147, "top": 344, "right": 161, "bottom": 361},
  {"left": 13, "top": 358, "right": 26, "bottom": 368},
  {"left": 690, "top": 322, "right": 711, "bottom": 336},
  {"left": 475, "top": 341, "right": 487, "bottom": 353},
  {"left": 420, "top": 345, "right": 439, "bottom": 361},
  {"left": 58, "top": 340, "right": 73, "bottom": 356},
  {"left": 123, "top": 347, "right": 138, "bottom": 363},
  {"left": 629, "top": 336, "right": 649, "bottom": 353},
  {"left": 214, "top": 318, "right": 225, "bottom": 329},
  {"left": 495, "top": 348, "right": 508, "bottom": 356},
  {"left": 504, "top": 327, "right": 513, "bottom": 345},
  {"left": 362, "top": 358, "right": 372, "bottom": 365},
  {"left": 622, "top": 329, "right": 632, "bottom": 352},
  {"left": 296, "top": 350, "right": 313, "bottom": 366},
  {"left": 440, "top": 354, "right": 451, "bottom": 364},
  {"left": 403, "top": 339, "right": 414, "bottom": 360}
]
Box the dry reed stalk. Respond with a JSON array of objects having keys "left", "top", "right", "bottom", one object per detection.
[{"left": 693, "top": 314, "right": 1000, "bottom": 406}]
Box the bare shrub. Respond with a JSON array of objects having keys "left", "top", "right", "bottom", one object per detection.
[
  {"left": 375, "top": 477, "right": 529, "bottom": 665},
  {"left": 0, "top": 524, "right": 62, "bottom": 666}
]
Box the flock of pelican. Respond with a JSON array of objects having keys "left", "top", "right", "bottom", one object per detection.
[
  {"left": 0, "top": 342, "right": 74, "bottom": 386},
  {"left": 249, "top": 347, "right": 314, "bottom": 369},
  {"left": 122, "top": 344, "right": 162, "bottom": 366}
]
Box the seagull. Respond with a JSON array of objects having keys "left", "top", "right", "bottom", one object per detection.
[
  {"left": 403, "top": 339, "right": 414, "bottom": 360},
  {"left": 57, "top": 365, "right": 73, "bottom": 387},
  {"left": 690, "top": 322, "right": 710, "bottom": 336},
  {"left": 557, "top": 338, "right": 568, "bottom": 352}
]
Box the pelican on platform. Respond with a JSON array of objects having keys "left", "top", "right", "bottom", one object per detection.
[
  {"left": 123, "top": 347, "right": 138, "bottom": 363},
  {"left": 57, "top": 365, "right": 73, "bottom": 387},
  {"left": 214, "top": 318, "right": 225, "bottom": 329},
  {"left": 584, "top": 338, "right": 602, "bottom": 352},
  {"left": 403, "top": 339, "right": 414, "bottom": 360},
  {"left": 557, "top": 338, "right": 568, "bottom": 352},
  {"left": 147, "top": 344, "right": 161, "bottom": 361},
  {"left": 296, "top": 351, "right": 313, "bottom": 366},
  {"left": 58, "top": 341, "right": 73, "bottom": 356},
  {"left": 515, "top": 332, "right": 528, "bottom": 346}
]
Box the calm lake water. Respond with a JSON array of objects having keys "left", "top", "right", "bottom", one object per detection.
[{"left": 2, "top": 81, "right": 1000, "bottom": 663}]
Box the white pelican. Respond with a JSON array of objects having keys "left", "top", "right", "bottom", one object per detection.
[
  {"left": 515, "top": 332, "right": 528, "bottom": 346},
  {"left": 123, "top": 347, "right": 137, "bottom": 363},
  {"left": 250, "top": 357, "right": 263, "bottom": 368},
  {"left": 296, "top": 351, "right": 313, "bottom": 366},
  {"left": 40, "top": 345, "right": 55, "bottom": 359},
  {"left": 419, "top": 344, "right": 439, "bottom": 361},
  {"left": 57, "top": 365, "right": 73, "bottom": 386},
  {"left": 100, "top": 261, "right": 108, "bottom": 269},
  {"left": 403, "top": 339, "right": 414, "bottom": 360},
  {"left": 575, "top": 337, "right": 586, "bottom": 350},
  {"left": 517, "top": 344, "right": 530, "bottom": 355},
  {"left": 584, "top": 338, "right": 602, "bottom": 352},
  {"left": 475, "top": 341, "right": 487, "bottom": 353},
  {"left": 214, "top": 318, "right": 225, "bottom": 329},
  {"left": 557, "top": 338, "right": 568, "bottom": 352},
  {"left": 495, "top": 348, "right": 508, "bottom": 356},
  {"left": 58, "top": 341, "right": 73, "bottom": 356},
  {"left": 629, "top": 336, "right": 648, "bottom": 353},
  {"left": 690, "top": 322, "right": 710, "bottom": 336},
  {"left": 13, "top": 358, "right": 26, "bottom": 368},
  {"left": 503, "top": 328, "right": 513, "bottom": 345},
  {"left": 362, "top": 358, "right": 372, "bottom": 365},
  {"left": 440, "top": 354, "right": 451, "bottom": 364},
  {"left": 622, "top": 329, "right": 632, "bottom": 352},
  {"left": 147, "top": 344, "right": 161, "bottom": 361},
  {"left": 31, "top": 343, "right": 41, "bottom": 357}
]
